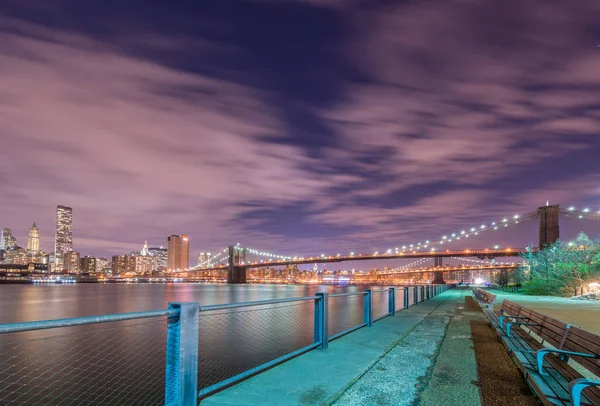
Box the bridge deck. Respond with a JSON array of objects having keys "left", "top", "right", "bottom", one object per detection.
[{"left": 202, "top": 289, "right": 480, "bottom": 406}]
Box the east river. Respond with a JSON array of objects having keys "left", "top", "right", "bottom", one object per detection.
[{"left": 0, "top": 283, "right": 406, "bottom": 405}]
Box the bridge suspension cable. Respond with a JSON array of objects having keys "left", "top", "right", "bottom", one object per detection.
[{"left": 561, "top": 206, "right": 600, "bottom": 221}]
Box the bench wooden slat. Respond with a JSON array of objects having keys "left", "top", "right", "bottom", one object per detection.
[
  {"left": 511, "top": 326, "right": 600, "bottom": 406},
  {"left": 482, "top": 299, "right": 600, "bottom": 406}
]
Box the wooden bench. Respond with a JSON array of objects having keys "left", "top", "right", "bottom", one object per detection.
[
  {"left": 483, "top": 300, "right": 600, "bottom": 405},
  {"left": 472, "top": 288, "right": 496, "bottom": 310}
]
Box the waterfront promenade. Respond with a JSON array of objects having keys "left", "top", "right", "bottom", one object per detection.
[{"left": 203, "top": 289, "right": 481, "bottom": 406}]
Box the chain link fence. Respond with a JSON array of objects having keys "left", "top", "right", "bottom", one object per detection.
[
  {"left": 0, "top": 285, "right": 449, "bottom": 404},
  {"left": 372, "top": 289, "right": 390, "bottom": 320},
  {"left": 198, "top": 298, "right": 315, "bottom": 396},
  {"left": 0, "top": 317, "right": 167, "bottom": 406},
  {"left": 407, "top": 286, "right": 416, "bottom": 306},
  {"left": 394, "top": 288, "right": 406, "bottom": 312},
  {"left": 328, "top": 293, "right": 365, "bottom": 339}
]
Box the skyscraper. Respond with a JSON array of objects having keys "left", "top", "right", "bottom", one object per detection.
[
  {"left": 0, "top": 228, "right": 17, "bottom": 250},
  {"left": 27, "top": 223, "right": 40, "bottom": 252},
  {"left": 167, "top": 234, "right": 189, "bottom": 271},
  {"left": 55, "top": 205, "right": 73, "bottom": 270}
]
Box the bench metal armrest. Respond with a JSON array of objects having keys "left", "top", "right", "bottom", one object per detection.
[
  {"left": 569, "top": 378, "right": 600, "bottom": 406},
  {"left": 535, "top": 349, "right": 599, "bottom": 375},
  {"left": 499, "top": 315, "right": 528, "bottom": 329},
  {"left": 505, "top": 322, "right": 538, "bottom": 337}
]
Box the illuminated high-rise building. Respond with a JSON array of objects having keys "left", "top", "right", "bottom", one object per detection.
[
  {"left": 140, "top": 241, "right": 149, "bottom": 256},
  {"left": 95, "top": 257, "right": 109, "bottom": 273},
  {"left": 130, "top": 254, "right": 157, "bottom": 275},
  {"left": 27, "top": 223, "right": 40, "bottom": 252},
  {"left": 148, "top": 247, "right": 168, "bottom": 270},
  {"left": 0, "top": 228, "right": 17, "bottom": 251},
  {"left": 167, "top": 234, "right": 189, "bottom": 272},
  {"left": 197, "top": 252, "right": 212, "bottom": 268},
  {"left": 112, "top": 254, "right": 129, "bottom": 275},
  {"left": 80, "top": 256, "right": 97, "bottom": 274},
  {"left": 63, "top": 251, "right": 80, "bottom": 273},
  {"left": 55, "top": 205, "right": 73, "bottom": 270}
]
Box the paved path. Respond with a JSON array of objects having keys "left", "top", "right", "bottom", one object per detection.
[
  {"left": 202, "top": 289, "right": 480, "bottom": 406},
  {"left": 490, "top": 289, "right": 600, "bottom": 333}
]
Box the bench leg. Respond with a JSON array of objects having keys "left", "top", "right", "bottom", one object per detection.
[{"left": 569, "top": 378, "right": 600, "bottom": 406}]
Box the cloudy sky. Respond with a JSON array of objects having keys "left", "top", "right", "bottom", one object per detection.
[{"left": 1, "top": 0, "right": 600, "bottom": 263}]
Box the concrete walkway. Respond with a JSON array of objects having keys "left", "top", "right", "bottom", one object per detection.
[{"left": 202, "top": 289, "right": 480, "bottom": 406}]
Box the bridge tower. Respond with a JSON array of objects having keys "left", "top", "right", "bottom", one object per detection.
[
  {"left": 538, "top": 205, "right": 560, "bottom": 249},
  {"left": 227, "top": 245, "right": 247, "bottom": 283},
  {"left": 431, "top": 257, "right": 445, "bottom": 284}
]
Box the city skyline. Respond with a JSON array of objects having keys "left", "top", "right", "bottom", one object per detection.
[{"left": 1, "top": 1, "right": 600, "bottom": 261}]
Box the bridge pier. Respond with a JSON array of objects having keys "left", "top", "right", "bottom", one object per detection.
[
  {"left": 431, "top": 257, "right": 445, "bottom": 284},
  {"left": 227, "top": 245, "right": 247, "bottom": 284},
  {"left": 431, "top": 271, "right": 445, "bottom": 284}
]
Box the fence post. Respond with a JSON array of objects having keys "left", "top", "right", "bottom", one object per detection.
[
  {"left": 403, "top": 287, "right": 409, "bottom": 309},
  {"left": 364, "top": 290, "right": 373, "bottom": 327},
  {"left": 389, "top": 287, "right": 395, "bottom": 316},
  {"left": 314, "top": 293, "right": 329, "bottom": 349},
  {"left": 414, "top": 286, "right": 418, "bottom": 304},
  {"left": 165, "top": 302, "right": 199, "bottom": 406},
  {"left": 421, "top": 286, "right": 425, "bottom": 302}
]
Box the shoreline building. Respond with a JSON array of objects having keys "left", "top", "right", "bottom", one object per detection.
[
  {"left": 80, "top": 256, "right": 97, "bottom": 274},
  {"left": 111, "top": 254, "right": 129, "bottom": 275},
  {"left": 63, "top": 251, "right": 80, "bottom": 273},
  {"left": 167, "top": 234, "right": 189, "bottom": 272},
  {"left": 54, "top": 205, "right": 73, "bottom": 271}
]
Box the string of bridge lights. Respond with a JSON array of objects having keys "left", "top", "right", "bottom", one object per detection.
[
  {"left": 232, "top": 210, "right": 537, "bottom": 261},
  {"left": 194, "top": 204, "right": 598, "bottom": 268},
  {"left": 192, "top": 248, "right": 229, "bottom": 269},
  {"left": 563, "top": 206, "right": 600, "bottom": 219}
]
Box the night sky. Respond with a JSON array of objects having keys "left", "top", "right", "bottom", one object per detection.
[{"left": 1, "top": 0, "right": 600, "bottom": 263}]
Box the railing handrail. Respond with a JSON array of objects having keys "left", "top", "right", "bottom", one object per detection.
[
  {"left": 0, "top": 308, "right": 179, "bottom": 334},
  {"left": 329, "top": 291, "right": 367, "bottom": 298},
  {"left": 0, "top": 283, "right": 453, "bottom": 404},
  {"left": 371, "top": 288, "right": 394, "bottom": 293},
  {"left": 199, "top": 296, "right": 316, "bottom": 312}
]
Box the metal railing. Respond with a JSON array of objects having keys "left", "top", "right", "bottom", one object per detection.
[{"left": 0, "top": 284, "right": 453, "bottom": 405}]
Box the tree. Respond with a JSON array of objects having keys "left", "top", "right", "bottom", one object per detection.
[{"left": 520, "top": 233, "right": 600, "bottom": 296}]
